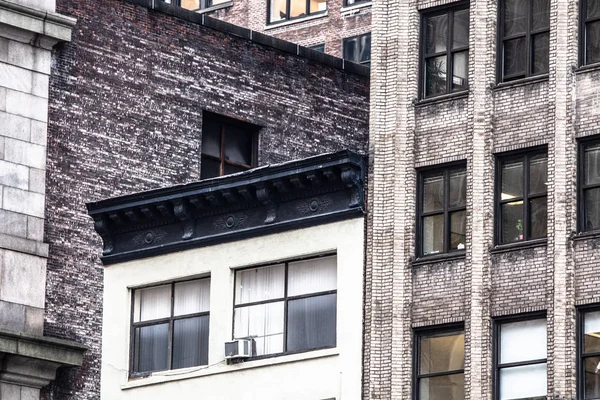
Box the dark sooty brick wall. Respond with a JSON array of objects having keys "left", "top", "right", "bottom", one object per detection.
[{"left": 43, "top": 1, "right": 369, "bottom": 398}]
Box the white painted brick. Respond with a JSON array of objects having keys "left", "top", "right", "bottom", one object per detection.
[
  {"left": 4, "top": 138, "right": 45, "bottom": 169},
  {"left": 2, "top": 187, "right": 44, "bottom": 218}
]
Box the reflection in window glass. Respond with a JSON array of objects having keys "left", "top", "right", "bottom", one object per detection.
[
  {"left": 343, "top": 33, "right": 371, "bottom": 66},
  {"left": 268, "top": 0, "right": 327, "bottom": 23},
  {"left": 582, "top": 311, "right": 600, "bottom": 399}
]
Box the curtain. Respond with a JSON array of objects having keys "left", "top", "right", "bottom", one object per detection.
[
  {"left": 500, "top": 319, "right": 547, "bottom": 364},
  {"left": 136, "top": 285, "right": 171, "bottom": 322},
  {"left": 287, "top": 293, "right": 336, "bottom": 352},
  {"left": 172, "top": 315, "right": 210, "bottom": 369},
  {"left": 288, "top": 256, "right": 336, "bottom": 296},
  {"left": 234, "top": 302, "right": 284, "bottom": 355},
  {"left": 174, "top": 279, "right": 210, "bottom": 316},
  {"left": 235, "top": 264, "right": 284, "bottom": 304},
  {"left": 136, "top": 323, "right": 169, "bottom": 373}
]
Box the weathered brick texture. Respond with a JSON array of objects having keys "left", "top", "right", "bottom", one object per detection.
[{"left": 43, "top": 1, "right": 369, "bottom": 398}]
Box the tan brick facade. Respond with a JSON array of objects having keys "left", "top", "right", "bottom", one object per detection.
[{"left": 366, "top": 0, "right": 599, "bottom": 399}]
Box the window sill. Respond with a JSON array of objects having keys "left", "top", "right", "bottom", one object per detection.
[
  {"left": 121, "top": 347, "right": 339, "bottom": 390},
  {"left": 575, "top": 62, "right": 600, "bottom": 75},
  {"left": 193, "top": 2, "right": 233, "bottom": 14},
  {"left": 493, "top": 74, "right": 549, "bottom": 91},
  {"left": 490, "top": 238, "right": 547, "bottom": 254},
  {"left": 340, "top": 2, "right": 372, "bottom": 16},
  {"left": 414, "top": 91, "right": 468, "bottom": 107},
  {"left": 264, "top": 12, "right": 328, "bottom": 30},
  {"left": 412, "top": 251, "right": 466, "bottom": 266},
  {"left": 572, "top": 230, "right": 600, "bottom": 242}
]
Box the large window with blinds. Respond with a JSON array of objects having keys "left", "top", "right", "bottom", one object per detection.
[
  {"left": 130, "top": 278, "right": 210, "bottom": 375},
  {"left": 233, "top": 255, "right": 337, "bottom": 357}
]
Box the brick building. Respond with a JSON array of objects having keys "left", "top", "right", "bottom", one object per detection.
[
  {"left": 41, "top": 1, "right": 369, "bottom": 398},
  {"left": 165, "top": 0, "right": 372, "bottom": 64},
  {"left": 365, "top": 0, "right": 600, "bottom": 399}
]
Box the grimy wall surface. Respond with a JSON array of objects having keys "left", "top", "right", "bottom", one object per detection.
[
  {"left": 43, "top": 1, "right": 369, "bottom": 398},
  {"left": 366, "top": 0, "right": 595, "bottom": 399}
]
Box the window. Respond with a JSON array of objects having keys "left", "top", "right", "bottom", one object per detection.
[
  {"left": 201, "top": 113, "right": 257, "bottom": 179},
  {"left": 343, "top": 33, "right": 371, "bottom": 67},
  {"left": 308, "top": 43, "right": 326, "bottom": 53},
  {"left": 131, "top": 278, "right": 210, "bottom": 374},
  {"left": 268, "top": 0, "right": 327, "bottom": 24},
  {"left": 162, "top": 0, "right": 229, "bottom": 11},
  {"left": 417, "top": 164, "right": 467, "bottom": 257},
  {"left": 581, "top": 0, "right": 600, "bottom": 65},
  {"left": 580, "top": 140, "right": 600, "bottom": 232},
  {"left": 420, "top": 5, "right": 469, "bottom": 98},
  {"left": 578, "top": 308, "right": 600, "bottom": 399},
  {"left": 415, "top": 327, "right": 465, "bottom": 400},
  {"left": 494, "top": 317, "right": 547, "bottom": 400},
  {"left": 498, "top": 0, "right": 549, "bottom": 82},
  {"left": 344, "top": 0, "right": 370, "bottom": 7},
  {"left": 496, "top": 149, "right": 547, "bottom": 244},
  {"left": 233, "top": 255, "right": 336, "bottom": 356}
]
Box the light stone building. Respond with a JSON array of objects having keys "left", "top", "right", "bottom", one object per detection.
[
  {"left": 0, "top": 0, "right": 86, "bottom": 399},
  {"left": 365, "top": 0, "right": 600, "bottom": 399}
]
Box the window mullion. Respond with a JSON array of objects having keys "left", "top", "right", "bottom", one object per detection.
[
  {"left": 306, "top": 0, "right": 310, "bottom": 16},
  {"left": 286, "top": 0, "right": 291, "bottom": 20}
]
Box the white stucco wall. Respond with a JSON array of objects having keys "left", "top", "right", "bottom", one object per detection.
[{"left": 101, "top": 217, "right": 365, "bottom": 400}]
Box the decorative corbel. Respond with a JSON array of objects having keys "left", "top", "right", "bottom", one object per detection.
[
  {"left": 256, "top": 184, "right": 277, "bottom": 224},
  {"left": 93, "top": 215, "right": 114, "bottom": 255},
  {"left": 341, "top": 166, "right": 364, "bottom": 208},
  {"left": 173, "top": 199, "right": 194, "bottom": 240}
]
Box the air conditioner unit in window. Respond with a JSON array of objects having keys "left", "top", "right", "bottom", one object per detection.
[{"left": 224, "top": 339, "right": 253, "bottom": 360}]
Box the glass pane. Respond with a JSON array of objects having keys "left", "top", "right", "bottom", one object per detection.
[
  {"left": 270, "top": 0, "right": 287, "bottom": 22},
  {"left": 529, "top": 154, "right": 548, "bottom": 194},
  {"left": 202, "top": 120, "right": 221, "bottom": 158},
  {"left": 233, "top": 302, "right": 284, "bottom": 356},
  {"left": 181, "top": 0, "right": 200, "bottom": 10},
  {"left": 499, "top": 363, "right": 547, "bottom": 400},
  {"left": 585, "top": 143, "right": 600, "bottom": 185},
  {"left": 309, "top": 44, "right": 325, "bottom": 53},
  {"left": 224, "top": 163, "right": 248, "bottom": 175},
  {"left": 235, "top": 264, "right": 285, "bottom": 304},
  {"left": 359, "top": 34, "right": 371, "bottom": 64},
  {"left": 290, "top": 0, "right": 307, "bottom": 18},
  {"left": 453, "top": 10, "right": 469, "bottom": 49},
  {"left": 449, "top": 168, "right": 466, "bottom": 208},
  {"left": 501, "top": 201, "right": 523, "bottom": 243},
  {"left": 452, "top": 51, "right": 468, "bottom": 92},
  {"left": 134, "top": 324, "right": 169, "bottom": 373},
  {"left": 503, "top": 38, "right": 526, "bottom": 78},
  {"left": 173, "top": 316, "right": 209, "bottom": 369},
  {"left": 423, "top": 173, "right": 444, "bottom": 213},
  {"left": 419, "top": 373, "right": 465, "bottom": 400},
  {"left": 584, "top": 311, "right": 600, "bottom": 353},
  {"left": 500, "top": 319, "right": 547, "bottom": 364},
  {"left": 134, "top": 285, "right": 171, "bottom": 322},
  {"left": 309, "top": 0, "right": 327, "bottom": 13},
  {"left": 584, "top": 356, "right": 600, "bottom": 399},
  {"left": 208, "top": 0, "right": 229, "bottom": 6},
  {"left": 287, "top": 293, "right": 336, "bottom": 352},
  {"left": 531, "top": 0, "right": 550, "bottom": 31},
  {"left": 224, "top": 126, "right": 253, "bottom": 166},
  {"left": 426, "top": 14, "right": 448, "bottom": 55},
  {"left": 450, "top": 211, "right": 466, "bottom": 251},
  {"left": 584, "top": 188, "right": 600, "bottom": 231},
  {"left": 201, "top": 156, "right": 220, "bottom": 179},
  {"left": 589, "top": 0, "right": 600, "bottom": 18},
  {"left": 174, "top": 278, "right": 210, "bottom": 316},
  {"left": 501, "top": 159, "right": 524, "bottom": 200},
  {"left": 288, "top": 256, "right": 337, "bottom": 296},
  {"left": 419, "top": 332, "right": 464, "bottom": 374},
  {"left": 343, "top": 38, "right": 357, "bottom": 63},
  {"left": 529, "top": 197, "right": 547, "bottom": 239},
  {"left": 503, "top": 0, "right": 528, "bottom": 36},
  {"left": 532, "top": 32, "right": 549, "bottom": 75},
  {"left": 587, "top": 21, "right": 600, "bottom": 65},
  {"left": 425, "top": 56, "right": 447, "bottom": 97},
  {"left": 423, "top": 214, "right": 444, "bottom": 255}
]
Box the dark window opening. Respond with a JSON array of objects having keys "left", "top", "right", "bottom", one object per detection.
[
  {"left": 414, "top": 327, "right": 465, "bottom": 400},
  {"left": 308, "top": 43, "right": 326, "bottom": 53},
  {"left": 162, "top": 0, "right": 230, "bottom": 11},
  {"left": 343, "top": 33, "right": 371, "bottom": 67},
  {"left": 579, "top": 139, "right": 600, "bottom": 232},
  {"left": 344, "top": 0, "right": 371, "bottom": 7},
  {"left": 582, "top": 0, "right": 600, "bottom": 65},
  {"left": 499, "top": 0, "right": 549, "bottom": 82},
  {"left": 421, "top": 4, "right": 469, "bottom": 98},
  {"left": 268, "top": 0, "right": 327, "bottom": 24},
  {"left": 496, "top": 149, "right": 548, "bottom": 244},
  {"left": 131, "top": 278, "right": 210, "bottom": 375},
  {"left": 201, "top": 113, "right": 258, "bottom": 179},
  {"left": 417, "top": 164, "right": 467, "bottom": 257},
  {"left": 233, "top": 255, "right": 337, "bottom": 357}
]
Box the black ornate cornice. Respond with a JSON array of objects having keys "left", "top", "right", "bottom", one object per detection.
[{"left": 87, "top": 150, "right": 366, "bottom": 265}]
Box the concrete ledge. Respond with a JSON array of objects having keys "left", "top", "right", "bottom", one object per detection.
[
  {"left": 0, "top": 329, "right": 86, "bottom": 389},
  {"left": 0, "top": 0, "right": 76, "bottom": 47}
]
